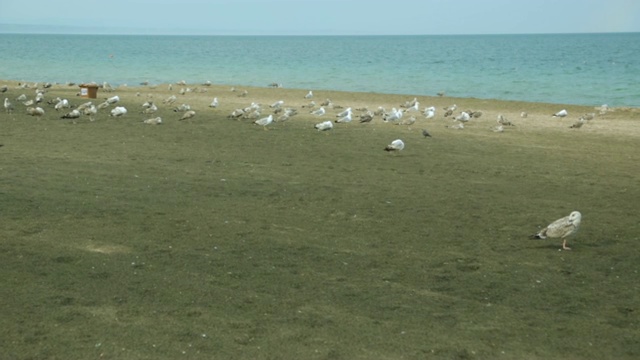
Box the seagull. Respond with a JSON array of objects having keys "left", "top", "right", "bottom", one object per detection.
[
  {"left": 77, "top": 101, "right": 92, "bottom": 111},
  {"left": 569, "top": 119, "right": 586, "bottom": 129},
  {"left": 424, "top": 106, "right": 435, "bottom": 119},
  {"left": 492, "top": 125, "right": 504, "bottom": 133},
  {"left": 397, "top": 116, "right": 416, "bottom": 126},
  {"left": 530, "top": 211, "right": 582, "bottom": 250},
  {"left": 581, "top": 113, "right": 595, "bottom": 121},
  {"left": 314, "top": 120, "right": 333, "bottom": 132},
  {"left": 173, "top": 104, "right": 191, "bottom": 112},
  {"left": 553, "top": 109, "right": 568, "bottom": 117},
  {"left": 54, "top": 99, "right": 70, "bottom": 111},
  {"left": 143, "top": 117, "right": 163, "bottom": 125},
  {"left": 422, "top": 129, "right": 432, "bottom": 138},
  {"left": 179, "top": 110, "right": 196, "bottom": 121},
  {"left": 304, "top": 91, "right": 313, "bottom": 99},
  {"left": 359, "top": 111, "right": 374, "bottom": 123},
  {"left": 26, "top": 106, "right": 45, "bottom": 117},
  {"left": 520, "top": 112, "right": 528, "bottom": 118},
  {"left": 4, "top": 98, "right": 14, "bottom": 113},
  {"left": 384, "top": 139, "right": 405, "bottom": 152},
  {"left": 454, "top": 112, "right": 471, "bottom": 122},
  {"left": 110, "top": 106, "right": 127, "bottom": 117},
  {"left": 335, "top": 112, "right": 352, "bottom": 123},
  {"left": 83, "top": 105, "right": 97, "bottom": 121},
  {"left": 209, "top": 97, "right": 219, "bottom": 108},
  {"left": 596, "top": 104, "right": 609, "bottom": 115},
  {"left": 61, "top": 109, "right": 81, "bottom": 119},
  {"left": 163, "top": 95, "right": 177, "bottom": 104},
  {"left": 106, "top": 95, "right": 120, "bottom": 104},
  {"left": 383, "top": 108, "right": 403, "bottom": 122},
  {"left": 310, "top": 107, "right": 326, "bottom": 116},
  {"left": 405, "top": 101, "right": 420, "bottom": 112},
  {"left": 336, "top": 107, "right": 352, "bottom": 118},
  {"left": 497, "top": 114, "right": 514, "bottom": 126},
  {"left": 270, "top": 100, "right": 284, "bottom": 109},
  {"left": 142, "top": 102, "right": 158, "bottom": 114},
  {"left": 254, "top": 114, "right": 273, "bottom": 130}
]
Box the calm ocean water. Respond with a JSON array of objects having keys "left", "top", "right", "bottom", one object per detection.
[{"left": 0, "top": 33, "right": 638, "bottom": 106}]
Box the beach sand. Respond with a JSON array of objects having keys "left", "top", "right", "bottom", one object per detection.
[{"left": 2, "top": 79, "right": 639, "bottom": 137}]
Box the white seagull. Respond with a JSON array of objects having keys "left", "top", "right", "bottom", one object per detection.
[
  {"left": 314, "top": 120, "right": 333, "bottom": 132},
  {"left": 305, "top": 91, "right": 313, "bottom": 99},
  {"left": 335, "top": 112, "right": 352, "bottom": 123},
  {"left": 310, "top": 107, "right": 326, "bottom": 116},
  {"left": 270, "top": 100, "right": 284, "bottom": 109},
  {"left": 209, "top": 97, "right": 219, "bottom": 108},
  {"left": 383, "top": 108, "right": 403, "bottom": 122},
  {"left": 106, "top": 95, "right": 120, "bottom": 104},
  {"left": 254, "top": 114, "right": 273, "bottom": 130},
  {"left": 553, "top": 109, "right": 568, "bottom": 117},
  {"left": 424, "top": 106, "right": 436, "bottom": 119},
  {"left": 530, "top": 211, "right": 582, "bottom": 250},
  {"left": 455, "top": 112, "right": 471, "bottom": 122},
  {"left": 54, "top": 99, "right": 70, "bottom": 111},
  {"left": 110, "top": 106, "right": 127, "bottom": 117},
  {"left": 143, "top": 117, "right": 163, "bottom": 125},
  {"left": 4, "top": 98, "right": 14, "bottom": 113},
  {"left": 384, "top": 139, "right": 405, "bottom": 152},
  {"left": 336, "top": 107, "right": 352, "bottom": 118}
]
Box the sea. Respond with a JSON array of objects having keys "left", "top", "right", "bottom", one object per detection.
[{"left": 1, "top": 32, "right": 638, "bottom": 107}]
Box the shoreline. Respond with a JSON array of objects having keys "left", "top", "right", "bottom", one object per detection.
[{"left": 3, "top": 78, "right": 637, "bottom": 110}]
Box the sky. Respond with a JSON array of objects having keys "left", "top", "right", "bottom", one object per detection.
[{"left": 1, "top": 0, "right": 639, "bottom": 35}]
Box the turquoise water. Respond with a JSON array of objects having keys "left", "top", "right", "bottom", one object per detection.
[{"left": 1, "top": 33, "right": 638, "bottom": 106}]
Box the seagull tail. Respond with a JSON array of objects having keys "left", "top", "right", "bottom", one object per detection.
[{"left": 529, "top": 233, "right": 544, "bottom": 240}]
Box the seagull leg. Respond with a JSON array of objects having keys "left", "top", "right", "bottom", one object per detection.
[{"left": 562, "top": 239, "right": 571, "bottom": 250}]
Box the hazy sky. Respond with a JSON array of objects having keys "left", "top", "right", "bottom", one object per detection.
[{"left": 1, "top": 0, "right": 639, "bottom": 35}]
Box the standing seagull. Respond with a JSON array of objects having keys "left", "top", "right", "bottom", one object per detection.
[
  {"left": 305, "top": 91, "right": 313, "bottom": 99},
  {"left": 530, "top": 211, "right": 582, "bottom": 250},
  {"left": 384, "top": 139, "right": 405, "bottom": 152},
  {"left": 254, "top": 114, "right": 273, "bottom": 130},
  {"left": 4, "top": 98, "right": 14, "bottom": 113}
]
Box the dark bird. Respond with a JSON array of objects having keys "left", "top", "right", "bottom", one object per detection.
[{"left": 422, "top": 129, "right": 432, "bottom": 138}]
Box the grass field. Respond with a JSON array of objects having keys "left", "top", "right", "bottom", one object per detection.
[{"left": 1, "top": 81, "right": 639, "bottom": 359}]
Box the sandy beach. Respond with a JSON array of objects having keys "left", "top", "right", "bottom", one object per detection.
[{"left": 2, "top": 79, "right": 638, "bottom": 137}]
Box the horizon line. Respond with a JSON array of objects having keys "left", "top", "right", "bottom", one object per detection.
[{"left": 1, "top": 23, "right": 639, "bottom": 37}]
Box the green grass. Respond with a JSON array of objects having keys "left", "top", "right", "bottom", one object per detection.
[{"left": 1, "top": 84, "right": 639, "bottom": 359}]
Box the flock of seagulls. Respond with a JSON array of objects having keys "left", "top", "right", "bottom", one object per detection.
[{"left": 2, "top": 81, "right": 605, "bottom": 249}]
